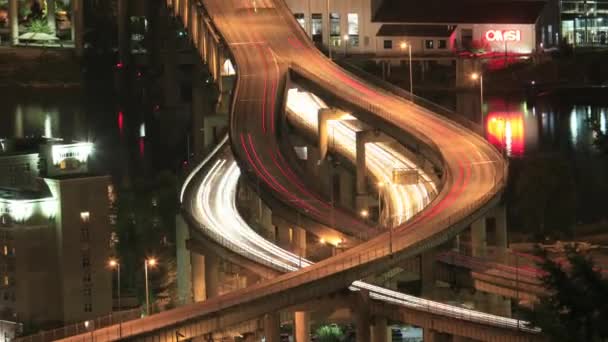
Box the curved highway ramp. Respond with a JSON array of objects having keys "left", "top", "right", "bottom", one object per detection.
[{"left": 50, "top": 0, "right": 543, "bottom": 341}]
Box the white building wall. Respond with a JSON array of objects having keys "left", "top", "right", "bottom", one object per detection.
[
  {"left": 455, "top": 23, "right": 537, "bottom": 54},
  {"left": 284, "top": 0, "right": 381, "bottom": 54}
]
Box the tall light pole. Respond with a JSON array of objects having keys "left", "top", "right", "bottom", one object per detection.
[
  {"left": 144, "top": 258, "right": 157, "bottom": 316},
  {"left": 471, "top": 72, "right": 484, "bottom": 128},
  {"left": 109, "top": 259, "right": 121, "bottom": 311},
  {"left": 377, "top": 181, "right": 384, "bottom": 224},
  {"left": 343, "top": 34, "right": 349, "bottom": 56},
  {"left": 327, "top": 0, "right": 331, "bottom": 60},
  {"left": 400, "top": 41, "right": 413, "bottom": 100}
]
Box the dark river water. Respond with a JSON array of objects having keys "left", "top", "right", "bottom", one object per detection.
[{"left": 1, "top": 76, "right": 606, "bottom": 226}]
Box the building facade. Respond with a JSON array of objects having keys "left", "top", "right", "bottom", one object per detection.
[
  {"left": 560, "top": 0, "right": 608, "bottom": 46},
  {"left": 284, "top": 0, "right": 546, "bottom": 57},
  {"left": 0, "top": 0, "right": 84, "bottom": 54},
  {"left": 0, "top": 140, "right": 111, "bottom": 335}
]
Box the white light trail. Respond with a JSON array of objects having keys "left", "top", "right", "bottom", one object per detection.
[
  {"left": 286, "top": 88, "right": 436, "bottom": 224},
  {"left": 187, "top": 141, "right": 537, "bottom": 333}
]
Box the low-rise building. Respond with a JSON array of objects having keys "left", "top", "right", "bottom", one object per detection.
[{"left": 284, "top": 0, "right": 547, "bottom": 58}]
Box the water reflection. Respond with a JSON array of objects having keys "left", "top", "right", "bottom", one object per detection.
[{"left": 484, "top": 98, "right": 608, "bottom": 157}]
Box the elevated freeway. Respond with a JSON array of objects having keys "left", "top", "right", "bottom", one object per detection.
[{"left": 56, "top": 0, "right": 525, "bottom": 341}]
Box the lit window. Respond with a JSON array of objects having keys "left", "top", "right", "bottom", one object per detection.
[
  {"left": 384, "top": 40, "right": 393, "bottom": 49},
  {"left": 347, "top": 13, "right": 359, "bottom": 47},
  {"left": 289, "top": 228, "right": 294, "bottom": 243},
  {"left": 80, "top": 211, "right": 90, "bottom": 223},
  {"left": 425, "top": 40, "right": 434, "bottom": 49},
  {"left": 2, "top": 246, "right": 6, "bottom": 256},
  {"left": 294, "top": 13, "right": 305, "bottom": 29},
  {"left": 311, "top": 13, "right": 322, "bottom": 35},
  {"left": 3, "top": 276, "right": 8, "bottom": 286}
]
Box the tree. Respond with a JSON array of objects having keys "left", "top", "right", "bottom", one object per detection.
[
  {"left": 115, "top": 171, "right": 179, "bottom": 309},
  {"left": 523, "top": 247, "right": 608, "bottom": 342},
  {"left": 315, "top": 324, "right": 344, "bottom": 342}
]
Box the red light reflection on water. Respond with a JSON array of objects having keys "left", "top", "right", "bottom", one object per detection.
[{"left": 486, "top": 112, "right": 525, "bottom": 157}]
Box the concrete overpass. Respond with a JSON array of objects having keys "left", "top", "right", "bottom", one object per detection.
[{"left": 44, "top": 0, "right": 541, "bottom": 341}]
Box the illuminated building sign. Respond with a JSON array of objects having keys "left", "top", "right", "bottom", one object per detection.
[
  {"left": 485, "top": 30, "right": 521, "bottom": 42},
  {"left": 51, "top": 143, "right": 93, "bottom": 166}
]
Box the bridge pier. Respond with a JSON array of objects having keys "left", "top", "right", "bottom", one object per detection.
[
  {"left": 294, "top": 311, "right": 310, "bottom": 342},
  {"left": 470, "top": 205, "right": 508, "bottom": 258},
  {"left": 355, "top": 130, "right": 392, "bottom": 214},
  {"left": 318, "top": 108, "right": 349, "bottom": 162},
  {"left": 263, "top": 312, "right": 281, "bottom": 342},
  {"left": 353, "top": 290, "right": 371, "bottom": 342},
  {"left": 371, "top": 316, "right": 390, "bottom": 342}
]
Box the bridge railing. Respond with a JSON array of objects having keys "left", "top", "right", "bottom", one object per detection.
[
  {"left": 334, "top": 60, "right": 484, "bottom": 136},
  {"left": 15, "top": 309, "right": 141, "bottom": 342}
]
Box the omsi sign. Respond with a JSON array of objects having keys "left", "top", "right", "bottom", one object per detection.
[{"left": 485, "top": 30, "right": 521, "bottom": 42}]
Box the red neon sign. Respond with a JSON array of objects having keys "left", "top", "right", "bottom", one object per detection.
[{"left": 485, "top": 30, "right": 521, "bottom": 42}]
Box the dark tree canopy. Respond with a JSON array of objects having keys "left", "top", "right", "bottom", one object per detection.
[{"left": 524, "top": 247, "right": 608, "bottom": 342}]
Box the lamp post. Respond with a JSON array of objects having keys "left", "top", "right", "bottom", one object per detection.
[
  {"left": 377, "top": 182, "right": 384, "bottom": 225},
  {"left": 471, "top": 72, "right": 484, "bottom": 128},
  {"left": 343, "top": 34, "right": 349, "bottom": 56},
  {"left": 144, "top": 258, "right": 157, "bottom": 316},
  {"left": 108, "top": 259, "right": 121, "bottom": 311},
  {"left": 400, "top": 41, "right": 413, "bottom": 100},
  {"left": 327, "top": 0, "right": 331, "bottom": 60}
]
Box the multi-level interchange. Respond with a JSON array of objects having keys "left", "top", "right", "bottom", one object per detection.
[{"left": 61, "top": 0, "right": 543, "bottom": 341}]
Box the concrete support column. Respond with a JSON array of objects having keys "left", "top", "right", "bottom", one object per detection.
[
  {"left": 371, "top": 316, "right": 388, "bottom": 342},
  {"left": 339, "top": 168, "right": 355, "bottom": 210},
  {"left": 488, "top": 294, "right": 511, "bottom": 317},
  {"left": 263, "top": 312, "right": 280, "bottom": 342},
  {"left": 354, "top": 291, "right": 371, "bottom": 342},
  {"left": 163, "top": 32, "right": 180, "bottom": 106},
  {"left": 9, "top": 0, "right": 18, "bottom": 45},
  {"left": 205, "top": 252, "right": 220, "bottom": 299},
  {"left": 47, "top": 0, "right": 56, "bottom": 33},
  {"left": 117, "top": 0, "right": 128, "bottom": 63},
  {"left": 471, "top": 218, "right": 487, "bottom": 257},
  {"left": 14, "top": 105, "right": 23, "bottom": 138},
  {"left": 355, "top": 131, "right": 368, "bottom": 213},
  {"left": 293, "top": 226, "right": 307, "bottom": 260},
  {"left": 294, "top": 311, "right": 310, "bottom": 342},
  {"left": 318, "top": 108, "right": 347, "bottom": 161},
  {"left": 191, "top": 84, "right": 205, "bottom": 161},
  {"left": 73, "top": 0, "right": 84, "bottom": 56},
  {"left": 494, "top": 205, "right": 508, "bottom": 249},
  {"left": 191, "top": 252, "right": 206, "bottom": 302},
  {"left": 420, "top": 250, "right": 436, "bottom": 298}
]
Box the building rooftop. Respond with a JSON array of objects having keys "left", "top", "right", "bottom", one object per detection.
[
  {"left": 373, "top": 0, "right": 547, "bottom": 24},
  {"left": 0, "top": 186, "right": 52, "bottom": 201},
  {"left": 377, "top": 24, "right": 457, "bottom": 37}
]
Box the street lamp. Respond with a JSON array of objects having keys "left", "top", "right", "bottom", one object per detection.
[
  {"left": 326, "top": 0, "right": 332, "bottom": 60},
  {"left": 343, "top": 34, "right": 349, "bottom": 56},
  {"left": 108, "top": 259, "right": 121, "bottom": 312},
  {"left": 360, "top": 209, "right": 369, "bottom": 219},
  {"left": 471, "top": 72, "right": 484, "bottom": 128},
  {"left": 377, "top": 182, "right": 384, "bottom": 225},
  {"left": 144, "top": 258, "right": 157, "bottom": 316},
  {"left": 400, "top": 41, "right": 413, "bottom": 100}
]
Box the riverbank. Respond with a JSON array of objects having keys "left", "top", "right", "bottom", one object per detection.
[{"left": 0, "top": 46, "right": 82, "bottom": 88}]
